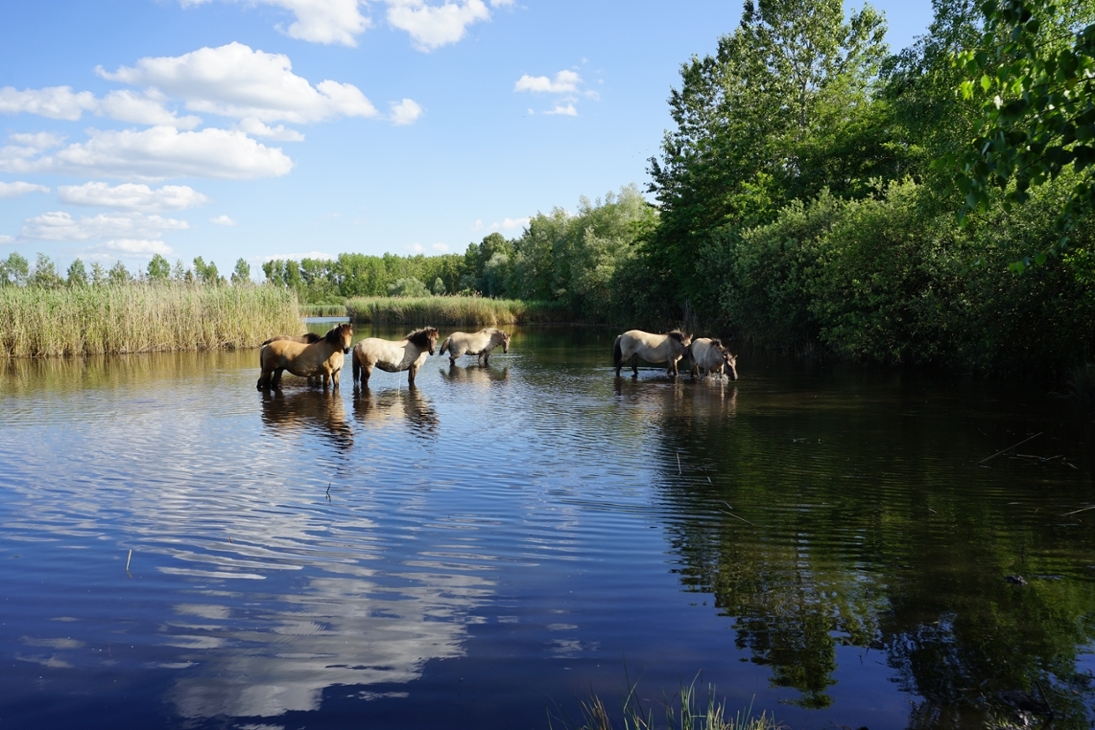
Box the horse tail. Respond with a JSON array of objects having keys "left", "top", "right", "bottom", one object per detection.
[
  {"left": 613, "top": 335, "right": 623, "bottom": 368},
  {"left": 439, "top": 336, "right": 451, "bottom": 356}
]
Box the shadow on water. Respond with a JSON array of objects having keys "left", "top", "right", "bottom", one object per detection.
[{"left": 637, "top": 353, "right": 1095, "bottom": 725}]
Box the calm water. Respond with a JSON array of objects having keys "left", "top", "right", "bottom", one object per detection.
[{"left": 1, "top": 326, "right": 1093, "bottom": 730}]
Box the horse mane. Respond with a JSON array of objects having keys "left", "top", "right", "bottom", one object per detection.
[
  {"left": 262, "top": 332, "right": 323, "bottom": 347},
  {"left": 666, "top": 330, "right": 685, "bottom": 343},
  {"left": 708, "top": 337, "right": 724, "bottom": 349},
  {"left": 405, "top": 327, "right": 438, "bottom": 348},
  {"left": 324, "top": 323, "right": 352, "bottom": 345}
]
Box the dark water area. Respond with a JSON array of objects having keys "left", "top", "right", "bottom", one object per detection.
[{"left": 1, "top": 326, "right": 1093, "bottom": 730}]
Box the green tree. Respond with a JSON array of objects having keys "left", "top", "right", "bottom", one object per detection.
[
  {"left": 90, "top": 261, "right": 106, "bottom": 286},
  {"left": 108, "top": 261, "right": 132, "bottom": 285},
  {"left": 231, "top": 257, "right": 252, "bottom": 285},
  {"left": 147, "top": 253, "right": 171, "bottom": 282},
  {"left": 1, "top": 252, "right": 30, "bottom": 287},
  {"left": 387, "top": 277, "right": 430, "bottom": 297},
  {"left": 956, "top": 0, "right": 1095, "bottom": 266},
  {"left": 30, "top": 253, "right": 64, "bottom": 289},
  {"left": 172, "top": 258, "right": 188, "bottom": 282},
  {"left": 193, "top": 256, "right": 222, "bottom": 285},
  {"left": 66, "top": 258, "right": 89, "bottom": 287},
  {"left": 431, "top": 276, "right": 446, "bottom": 295}
]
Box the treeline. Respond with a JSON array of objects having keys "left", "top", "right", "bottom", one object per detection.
[
  {"left": 0, "top": 252, "right": 256, "bottom": 287},
  {"left": 262, "top": 186, "right": 656, "bottom": 324}
]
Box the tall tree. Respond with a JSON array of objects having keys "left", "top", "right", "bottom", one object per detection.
[
  {"left": 66, "top": 258, "right": 89, "bottom": 287},
  {"left": 147, "top": 253, "right": 171, "bottom": 282}
]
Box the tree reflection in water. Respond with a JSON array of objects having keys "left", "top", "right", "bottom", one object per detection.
[{"left": 647, "top": 382, "right": 1095, "bottom": 726}]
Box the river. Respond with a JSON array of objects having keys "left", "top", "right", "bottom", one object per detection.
[{"left": 1, "top": 325, "right": 1092, "bottom": 729}]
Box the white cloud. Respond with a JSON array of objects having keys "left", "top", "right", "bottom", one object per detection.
[
  {"left": 0, "top": 235, "right": 14, "bottom": 245},
  {"left": 10, "top": 132, "right": 67, "bottom": 150},
  {"left": 180, "top": 0, "right": 372, "bottom": 46},
  {"left": 0, "top": 86, "right": 97, "bottom": 121},
  {"left": 101, "top": 239, "right": 173, "bottom": 256},
  {"left": 57, "top": 182, "right": 210, "bottom": 211},
  {"left": 210, "top": 214, "right": 237, "bottom": 226},
  {"left": 99, "top": 43, "right": 377, "bottom": 123},
  {"left": 514, "top": 70, "right": 581, "bottom": 94},
  {"left": 405, "top": 242, "right": 424, "bottom": 253},
  {"left": 431, "top": 243, "right": 449, "bottom": 252},
  {"left": 97, "top": 90, "right": 202, "bottom": 129},
  {"left": 389, "top": 98, "right": 423, "bottom": 126},
  {"left": 6, "top": 126, "right": 294, "bottom": 180},
  {"left": 239, "top": 117, "right": 306, "bottom": 141},
  {"left": 0, "top": 181, "right": 50, "bottom": 199},
  {"left": 471, "top": 219, "right": 484, "bottom": 231},
  {"left": 386, "top": 0, "right": 490, "bottom": 52},
  {"left": 20, "top": 211, "right": 189, "bottom": 242},
  {"left": 492, "top": 216, "right": 530, "bottom": 230},
  {"left": 545, "top": 103, "right": 578, "bottom": 116}
]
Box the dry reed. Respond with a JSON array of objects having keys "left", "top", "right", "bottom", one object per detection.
[
  {"left": 0, "top": 283, "right": 302, "bottom": 357},
  {"left": 346, "top": 296, "right": 569, "bottom": 326}
]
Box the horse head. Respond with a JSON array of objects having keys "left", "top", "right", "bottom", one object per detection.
[
  {"left": 327, "top": 323, "right": 354, "bottom": 354},
  {"left": 723, "top": 350, "right": 738, "bottom": 381},
  {"left": 499, "top": 330, "right": 511, "bottom": 353},
  {"left": 408, "top": 327, "right": 440, "bottom": 355}
]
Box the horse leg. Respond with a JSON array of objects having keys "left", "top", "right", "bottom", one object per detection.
[
  {"left": 331, "top": 368, "right": 340, "bottom": 389},
  {"left": 272, "top": 367, "right": 284, "bottom": 388},
  {"left": 352, "top": 356, "right": 361, "bottom": 383},
  {"left": 631, "top": 354, "right": 638, "bottom": 378},
  {"left": 408, "top": 363, "right": 418, "bottom": 385}
]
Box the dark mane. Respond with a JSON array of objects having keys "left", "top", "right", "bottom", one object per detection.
[
  {"left": 325, "top": 323, "right": 352, "bottom": 344},
  {"left": 708, "top": 337, "right": 724, "bottom": 349},
  {"left": 667, "top": 330, "right": 685, "bottom": 343},
  {"left": 262, "top": 332, "right": 323, "bottom": 347},
  {"left": 405, "top": 327, "right": 439, "bottom": 348}
]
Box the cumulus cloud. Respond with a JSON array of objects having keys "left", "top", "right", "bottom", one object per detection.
[
  {"left": 0, "top": 235, "right": 13, "bottom": 244},
  {"left": 405, "top": 242, "right": 425, "bottom": 253},
  {"left": 20, "top": 211, "right": 189, "bottom": 242},
  {"left": 386, "top": 0, "right": 490, "bottom": 52},
  {"left": 493, "top": 216, "right": 530, "bottom": 230},
  {"left": 99, "top": 42, "right": 377, "bottom": 123},
  {"left": 210, "top": 214, "right": 237, "bottom": 226},
  {"left": 4, "top": 126, "right": 294, "bottom": 180},
  {"left": 180, "top": 0, "right": 372, "bottom": 46},
  {"left": 514, "top": 70, "right": 581, "bottom": 94},
  {"left": 389, "top": 98, "right": 423, "bottom": 126},
  {"left": 239, "top": 117, "right": 306, "bottom": 141},
  {"left": 57, "top": 182, "right": 209, "bottom": 211},
  {"left": 97, "top": 90, "right": 203, "bottom": 129},
  {"left": 101, "top": 239, "right": 173, "bottom": 256},
  {"left": 0, "top": 86, "right": 97, "bottom": 120},
  {"left": 544, "top": 104, "right": 577, "bottom": 116},
  {"left": 0, "top": 181, "right": 50, "bottom": 199},
  {"left": 431, "top": 243, "right": 449, "bottom": 252}
]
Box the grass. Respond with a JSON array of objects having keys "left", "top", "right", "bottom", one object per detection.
[
  {"left": 549, "top": 679, "right": 782, "bottom": 730},
  {"left": 299, "top": 302, "right": 349, "bottom": 317},
  {"left": 345, "top": 296, "right": 571, "bottom": 326},
  {"left": 0, "top": 283, "right": 302, "bottom": 357}
]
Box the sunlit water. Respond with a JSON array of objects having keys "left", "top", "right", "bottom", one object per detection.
[{"left": 1, "top": 326, "right": 1093, "bottom": 730}]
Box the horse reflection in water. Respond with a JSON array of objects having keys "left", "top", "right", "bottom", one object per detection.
[
  {"left": 260, "top": 389, "right": 353, "bottom": 451},
  {"left": 353, "top": 385, "right": 439, "bottom": 438},
  {"left": 438, "top": 362, "right": 510, "bottom": 385},
  {"left": 614, "top": 375, "right": 737, "bottom": 419}
]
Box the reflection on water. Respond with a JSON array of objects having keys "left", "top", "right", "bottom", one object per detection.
[{"left": 1, "top": 328, "right": 1093, "bottom": 729}]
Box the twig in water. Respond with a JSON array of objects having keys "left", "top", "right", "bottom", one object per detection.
[
  {"left": 676, "top": 452, "right": 682, "bottom": 475},
  {"left": 979, "top": 432, "right": 1042, "bottom": 464},
  {"left": 720, "top": 501, "right": 755, "bottom": 526},
  {"left": 326, "top": 482, "right": 332, "bottom": 501},
  {"left": 125, "top": 549, "right": 132, "bottom": 572},
  {"left": 1062, "top": 505, "right": 1095, "bottom": 517}
]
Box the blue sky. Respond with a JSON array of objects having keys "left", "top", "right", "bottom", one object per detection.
[{"left": 0, "top": 0, "right": 935, "bottom": 279}]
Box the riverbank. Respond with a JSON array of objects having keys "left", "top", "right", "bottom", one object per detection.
[
  {"left": 345, "top": 296, "right": 570, "bottom": 326},
  {"left": 0, "top": 283, "right": 301, "bottom": 357}
]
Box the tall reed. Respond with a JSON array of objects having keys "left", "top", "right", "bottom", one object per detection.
[
  {"left": 0, "top": 283, "right": 302, "bottom": 357},
  {"left": 346, "top": 296, "right": 570, "bottom": 326}
]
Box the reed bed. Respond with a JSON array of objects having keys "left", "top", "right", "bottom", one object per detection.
[
  {"left": 346, "top": 296, "right": 570, "bottom": 326},
  {"left": 0, "top": 284, "right": 302, "bottom": 357},
  {"left": 300, "top": 303, "right": 349, "bottom": 317}
]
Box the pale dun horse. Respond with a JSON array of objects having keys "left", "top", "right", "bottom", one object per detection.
[
  {"left": 613, "top": 329, "right": 692, "bottom": 377},
  {"left": 257, "top": 323, "right": 353, "bottom": 390},
  {"left": 352, "top": 327, "right": 439, "bottom": 386},
  {"left": 688, "top": 338, "right": 738, "bottom": 380},
  {"left": 438, "top": 328, "right": 510, "bottom": 365}
]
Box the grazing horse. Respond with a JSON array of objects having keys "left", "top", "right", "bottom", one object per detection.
[
  {"left": 438, "top": 328, "right": 510, "bottom": 365},
  {"left": 257, "top": 323, "right": 353, "bottom": 390},
  {"left": 352, "top": 327, "right": 439, "bottom": 386},
  {"left": 613, "top": 329, "right": 692, "bottom": 378},
  {"left": 688, "top": 338, "right": 738, "bottom": 380}
]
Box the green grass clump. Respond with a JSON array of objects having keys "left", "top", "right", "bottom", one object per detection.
[
  {"left": 346, "top": 296, "right": 570, "bottom": 326},
  {"left": 299, "top": 302, "right": 349, "bottom": 317},
  {"left": 0, "top": 283, "right": 302, "bottom": 357},
  {"left": 550, "top": 680, "right": 782, "bottom": 730}
]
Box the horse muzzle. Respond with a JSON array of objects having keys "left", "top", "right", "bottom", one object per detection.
[{"left": 343, "top": 347, "right": 351, "bottom": 354}]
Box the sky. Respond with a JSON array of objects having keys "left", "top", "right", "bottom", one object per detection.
[{"left": 0, "top": 0, "right": 936, "bottom": 280}]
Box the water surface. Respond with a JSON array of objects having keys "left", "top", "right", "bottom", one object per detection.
[{"left": 1, "top": 327, "right": 1093, "bottom": 729}]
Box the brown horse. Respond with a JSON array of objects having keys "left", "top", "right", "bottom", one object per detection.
[
  {"left": 352, "top": 327, "right": 439, "bottom": 386},
  {"left": 262, "top": 332, "right": 322, "bottom": 347},
  {"left": 257, "top": 323, "right": 353, "bottom": 390},
  {"left": 613, "top": 329, "right": 692, "bottom": 377}
]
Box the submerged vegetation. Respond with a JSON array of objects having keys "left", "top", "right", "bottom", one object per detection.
[{"left": 0, "top": 282, "right": 300, "bottom": 357}]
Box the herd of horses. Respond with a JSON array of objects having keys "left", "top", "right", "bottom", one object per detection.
[{"left": 256, "top": 325, "right": 735, "bottom": 390}]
